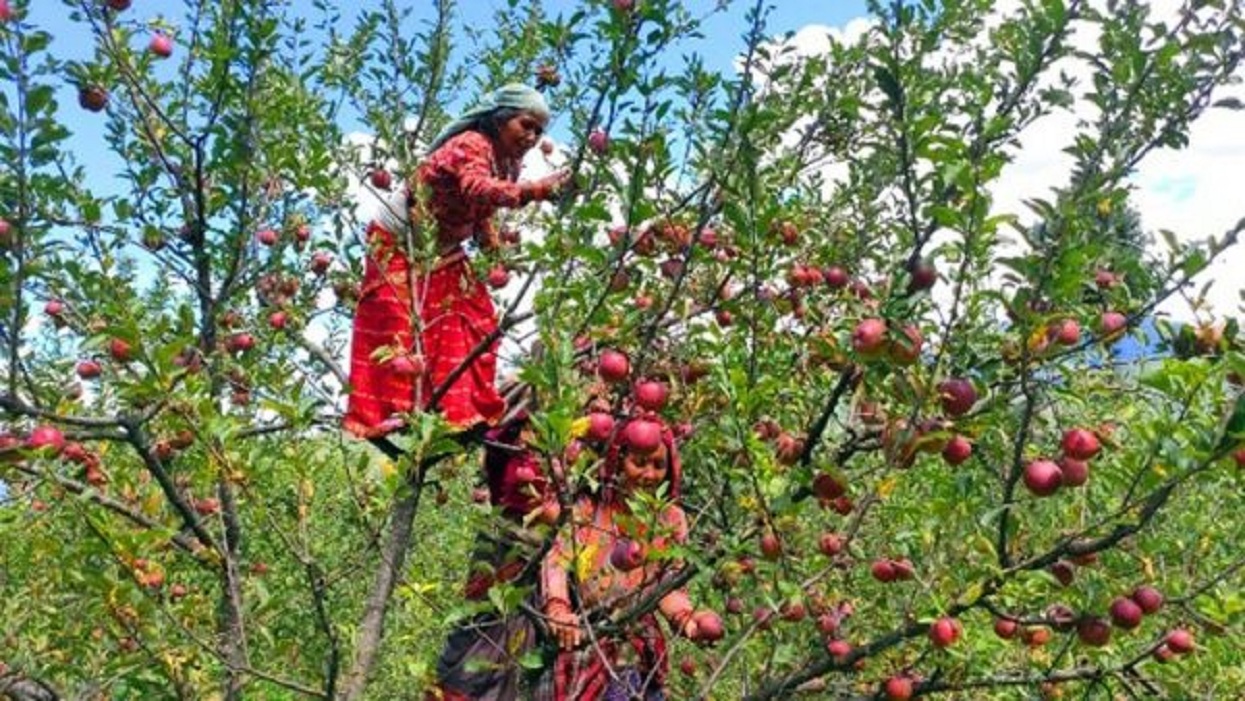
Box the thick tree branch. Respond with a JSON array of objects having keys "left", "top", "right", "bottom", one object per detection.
[{"left": 0, "top": 672, "right": 59, "bottom": 701}]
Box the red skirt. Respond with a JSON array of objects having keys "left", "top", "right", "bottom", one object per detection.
[{"left": 344, "top": 222, "right": 505, "bottom": 437}]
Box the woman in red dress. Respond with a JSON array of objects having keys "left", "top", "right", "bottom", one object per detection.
[{"left": 344, "top": 84, "right": 570, "bottom": 437}]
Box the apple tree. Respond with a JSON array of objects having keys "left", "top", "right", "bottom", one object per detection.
[{"left": 2, "top": 0, "right": 1243, "bottom": 700}]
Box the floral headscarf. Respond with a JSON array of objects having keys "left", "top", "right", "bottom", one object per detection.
[{"left": 426, "top": 83, "right": 550, "bottom": 154}]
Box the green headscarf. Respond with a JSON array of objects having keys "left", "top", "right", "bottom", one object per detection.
[{"left": 425, "top": 83, "right": 550, "bottom": 154}]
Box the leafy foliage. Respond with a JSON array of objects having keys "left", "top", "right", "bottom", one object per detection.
[{"left": 1, "top": 0, "right": 1243, "bottom": 699}]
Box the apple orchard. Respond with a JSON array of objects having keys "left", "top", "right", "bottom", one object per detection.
[{"left": 2, "top": 1, "right": 1244, "bottom": 700}]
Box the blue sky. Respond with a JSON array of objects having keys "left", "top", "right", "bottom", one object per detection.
[
  {"left": 9, "top": 0, "right": 868, "bottom": 196},
  {"left": 12, "top": 0, "right": 866, "bottom": 159}
]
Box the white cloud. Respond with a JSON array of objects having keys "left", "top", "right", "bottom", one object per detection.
[{"left": 774, "top": 1, "right": 1245, "bottom": 323}]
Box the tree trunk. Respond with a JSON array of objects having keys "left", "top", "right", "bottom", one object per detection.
[{"left": 338, "top": 475, "right": 425, "bottom": 701}]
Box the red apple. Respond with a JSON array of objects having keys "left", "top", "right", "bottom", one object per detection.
[
  {"left": 830, "top": 495, "right": 854, "bottom": 515},
  {"left": 633, "top": 379, "right": 668, "bottom": 411},
  {"left": 107, "top": 0, "right": 132, "bottom": 10},
  {"left": 513, "top": 464, "right": 538, "bottom": 483},
  {"left": 1165, "top": 629, "right": 1194, "bottom": 654},
  {"left": 76, "top": 359, "right": 102, "bottom": 379},
  {"left": 1049, "top": 560, "right": 1075, "bottom": 587},
  {"left": 78, "top": 85, "right": 109, "bottom": 112},
  {"left": 0, "top": 0, "right": 12, "bottom": 22},
  {"left": 780, "top": 600, "right": 807, "bottom": 622},
  {"left": 295, "top": 224, "right": 311, "bottom": 243},
  {"left": 613, "top": 0, "right": 635, "bottom": 12},
  {"left": 582, "top": 412, "right": 613, "bottom": 442},
  {"left": 884, "top": 675, "right": 914, "bottom": 701},
  {"left": 44, "top": 299, "right": 66, "bottom": 317},
  {"left": 587, "top": 128, "right": 609, "bottom": 155},
  {"left": 851, "top": 318, "right": 888, "bottom": 357},
  {"left": 692, "top": 610, "right": 724, "bottom": 642},
  {"left": 891, "top": 558, "right": 915, "bottom": 580},
  {"left": 597, "top": 349, "right": 630, "bottom": 384},
  {"left": 369, "top": 168, "right": 392, "bottom": 190},
  {"left": 227, "top": 333, "right": 255, "bottom": 353},
  {"left": 1024, "top": 459, "right": 1063, "bottom": 496},
  {"left": 0, "top": 218, "right": 11, "bottom": 246},
  {"left": 1095, "top": 268, "right": 1119, "bottom": 289},
  {"left": 752, "top": 606, "right": 773, "bottom": 630},
  {"left": 1058, "top": 457, "right": 1089, "bottom": 487},
  {"left": 993, "top": 617, "right": 1019, "bottom": 640},
  {"left": 310, "top": 251, "right": 333, "bottom": 275},
  {"left": 26, "top": 425, "right": 66, "bottom": 455},
  {"left": 938, "top": 378, "right": 977, "bottom": 416},
  {"left": 1054, "top": 319, "right": 1080, "bottom": 346},
  {"left": 1131, "top": 585, "right": 1164, "bottom": 615},
  {"left": 389, "top": 354, "right": 424, "bottom": 377},
  {"left": 818, "top": 532, "right": 843, "bottom": 557},
  {"left": 1023, "top": 626, "right": 1051, "bottom": 647},
  {"left": 811, "top": 471, "right": 846, "bottom": 500},
  {"left": 660, "top": 258, "right": 683, "bottom": 280},
  {"left": 715, "top": 309, "right": 733, "bottom": 326},
  {"left": 609, "top": 537, "right": 645, "bottom": 571},
  {"left": 1077, "top": 616, "right": 1112, "bottom": 647},
  {"left": 486, "top": 265, "right": 510, "bottom": 289},
  {"left": 148, "top": 33, "right": 173, "bottom": 58},
  {"left": 906, "top": 260, "right": 937, "bottom": 292},
  {"left": 1061, "top": 428, "right": 1100, "bottom": 460},
  {"left": 140, "top": 568, "right": 165, "bottom": 589},
  {"left": 777, "top": 221, "right": 799, "bottom": 246},
  {"left": 726, "top": 597, "right": 744, "bottom": 615},
  {"left": 826, "top": 639, "right": 852, "bottom": 659},
  {"left": 268, "top": 311, "right": 288, "bottom": 330},
  {"left": 1099, "top": 311, "right": 1127, "bottom": 339},
  {"left": 759, "top": 531, "right": 782, "bottom": 560},
  {"left": 871, "top": 559, "right": 897, "bottom": 583},
  {"left": 1153, "top": 645, "right": 1174, "bottom": 663},
  {"left": 774, "top": 432, "right": 804, "bottom": 465},
  {"left": 889, "top": 325, "right": 923, "bottom": 365},
  {"left": 61, "top": 442, "right": 90, "bottom": 464},
  {"left": 697, "top": 227, "right": 718, "bottom": 249},
  {"left": 624, "top": 419, "right": 662, "bottom": 455},
  {"left": 1109, "top": 597, "right": 1143, "bottom": 630},
  {"left": 256, "top": 228, "right": 278, "bottom": 246},
  {"left": 817, "top": 612, "right": 841, "bottom": 635},
  {"left": 928, "top": 617, "right": 960, "bottom": 648},
  {"left": 942, "top": 435, "right": 972, "bottom": 466},
  {"left": 823, "top": 266, "right": 849, "bottom": 289},
  {"left": 108, "top": 338, "right": 133, "bottom": 363},
  {"left": 193, "top": 498, "right": 221, "bottom": 516}
]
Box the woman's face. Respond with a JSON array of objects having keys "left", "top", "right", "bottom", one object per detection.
[
  {"left": 619, "top": 443, "right": 669, "bottom": 495},
  {"left": 496, "top": 110, "right": 548, "bottom": 159}
]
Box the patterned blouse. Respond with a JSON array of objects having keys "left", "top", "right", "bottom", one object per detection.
[{"left": 415, "top": 130, "right": 526, "bottom": 247}]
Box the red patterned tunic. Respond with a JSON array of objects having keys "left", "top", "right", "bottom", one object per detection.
[{"left": 345, "top": 131, "right": 528, "bottom": 436}]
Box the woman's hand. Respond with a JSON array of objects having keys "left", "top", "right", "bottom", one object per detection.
[
  {"left": 524, "top": 169, "right": 575, "bottom": 202},
  {"left": 545, "top": 600, "right": 581, "bottom": 650}
]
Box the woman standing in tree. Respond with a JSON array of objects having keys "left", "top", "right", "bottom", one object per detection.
[{"left": 344, "top": 84, "right": 570, "bottom": 437}]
